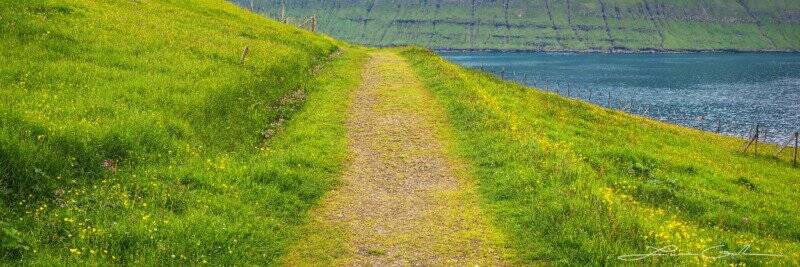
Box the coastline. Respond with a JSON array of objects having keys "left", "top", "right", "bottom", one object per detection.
[
  {"left": 433, "top": 48, "right": 800, "bottom": 54},
  {"left": 368, "top": 44, "right": 800, "bottom": 54}
]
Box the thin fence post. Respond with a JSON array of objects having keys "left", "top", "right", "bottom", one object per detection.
[
  {"left": 311, "top": 15, "right": 317, "bottom": 32},
  {"left": 240, "top": 46, "right": 250, "bottom": 66},
  {"left": 716, "top": 119, "right": 721, "bottom": 134},
  {"left": 794, "top": 132, "right": 798, "bottom": 167},
  {"left": 754, "top": 125, "right": 760, "bottom": 155},
  {"left": 743, "top": 124, "right": 759, "bottom": 153},
  {"left": 280, "top": 0, "right": 286, "bottom": 23}
]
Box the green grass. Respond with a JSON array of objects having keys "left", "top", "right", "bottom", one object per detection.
[
  {"left": 1, "top": 0, "right": 366, "bottom": 264},
  {"left": 241, "top": 0, "right": 800, "bottom": 51},
  {"left": 400, "top": 47, "right": 800, "bottom": 265},
  {"left": 4, "top": 0, "right": 800, "bottom": 265}
]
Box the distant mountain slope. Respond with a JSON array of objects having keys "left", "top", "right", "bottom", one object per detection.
[{"left": 236, "top": 0, "right": 800, "bottom": 51}]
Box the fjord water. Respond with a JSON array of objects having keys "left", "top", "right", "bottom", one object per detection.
[{"left": 440, "top": 51, "right": 800, "bottom": 143}]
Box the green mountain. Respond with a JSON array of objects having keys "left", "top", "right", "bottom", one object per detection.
[{"left": 237, "top": 0, "right": 800, "bottom": 51}]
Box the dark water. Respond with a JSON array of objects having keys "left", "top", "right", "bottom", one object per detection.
[{"left": 440, "top": 51, "right": 800, "bottom": 143}]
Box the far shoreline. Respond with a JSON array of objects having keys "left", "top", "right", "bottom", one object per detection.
[
  {"left": 433, "top": 48, "right": 800, "bottom": 54},
  {"left": 369, "top": 44, "right": 800, "bottom": 54}
]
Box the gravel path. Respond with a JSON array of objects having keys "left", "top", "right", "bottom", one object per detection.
[{"left": 285, "top": 51, "right": 509, "bottom": 266}]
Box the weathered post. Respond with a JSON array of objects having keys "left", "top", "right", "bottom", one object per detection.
[
  {"left": 716, "top": 119, "right": 722, "bottom": 133},
  {"left": 607, "top": 92, "right": 612, "bottom": 108},
  {"left": 311, "top": 15, "right": 317, "bottom": 32},
  {"left": 743, "top": 124, "right": 759, "bottom": 153},
  {"left": 754, "top": 124, "right": 760, "bottom": 155},
  {"left": 794, "top": 132, "right": 798, "bottom": 167},
  {"left": 280, "top": 0, "right": 286, "bottom": 23},
  {"left": 240, "top": 46, "right": 250, "bottom": 66}
]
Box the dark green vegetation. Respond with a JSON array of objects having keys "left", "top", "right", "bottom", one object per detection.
[
  {"left": 1, "top": 0, "right": 365, "bottom": 264},
  {"left": 400, "top": 47, "right": 800, "bottom": 264},
  {"left": 239, "top": 0, "right": 800, "bottom": 51}
]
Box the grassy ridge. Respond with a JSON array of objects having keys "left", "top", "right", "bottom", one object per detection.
[
  {"left": 1, "top": 0, "right": 365, "bottom": 264},
  {"left": 400, "top": 47, "right": 800, "bottom": 265},
  {"left": 241, "top": 0, "right": 800, "bottom": 51}
]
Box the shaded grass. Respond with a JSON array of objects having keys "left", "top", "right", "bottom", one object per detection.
[
  {"left": 400, "top": 47, "right": 800, "bottom": 265},
  {"left": 1, "top": 0, "right": 365, "bottom": 264}
]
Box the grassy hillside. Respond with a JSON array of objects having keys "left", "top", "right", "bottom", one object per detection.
[
  {"left": 3, "top": 0, "right": 800, "bottom": 265},
  {"left": 400, "top": 47, "right": 800, "bottom": 264},
  {"left": 239, "top": 0, "right": 800, "bottom": 51},
  {"left": 1, "top": 0, "right": 366, "bottom": 264}
]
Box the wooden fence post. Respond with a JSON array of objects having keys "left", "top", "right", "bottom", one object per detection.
[
  {"left": 240, "top": 46, "right": 250, "bottom": 66},
  {"left": 754, "top": 125, "right": 760, "bottom": 155},
  {"left": 311, "top": 15, "right": 317, "bottom": 32},
  {"left": 280, "top": 0, "right": 286, "bottom": 23},
  {"left": 743, "top": 124, "right": 759, "bottom": 153},
  {"left": 794, "top": 132, "right": 798, "bottom": 167}
]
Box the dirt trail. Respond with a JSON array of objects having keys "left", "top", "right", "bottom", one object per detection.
[{"left": 284, "top": 51, "right": 509, "bottom": 266}]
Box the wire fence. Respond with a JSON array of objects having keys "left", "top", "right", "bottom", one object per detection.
[{"left": 473, "top": 66, "right": 799, "bottom": 167}]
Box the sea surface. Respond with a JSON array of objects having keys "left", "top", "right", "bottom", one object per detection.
[{"left": 440, "top": 51, "right": 800, "bottom": 143}]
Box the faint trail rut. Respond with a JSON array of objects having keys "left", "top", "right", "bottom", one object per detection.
[
  {"left": 643, "top": 0, "right": 666, "bottom": 50},
  {"left": 544, "top": 0, "right": 566, "bottom": 50},
  {"left": 598, "top": 0, "right": 617, "bottom": 50},
  {"left": 736, "top": 0, "right": 777, "bottom": 49},
  {"left": 285, "top": 51, "right": 508, "bottom": 266}
]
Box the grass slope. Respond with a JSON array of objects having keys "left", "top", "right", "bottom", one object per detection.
[
  {"left": 1, "top": 0, "right": 365, "bottom": 264},
  {"left": 240, "top": 0, "right": 800, "bottom": 51},
  {"left": 3, "top": 0, "right": 799, "bottom": 265},
  {"left": 400, "top": 47, "right": 800, "bottom": 265}
]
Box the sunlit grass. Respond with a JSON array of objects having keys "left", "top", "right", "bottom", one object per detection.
[
  {"left": 1, "top": 0, "right": 365, "bottom": 264},
  {"left": 401, "top": 47, "right": 800, "bottom": 265}
]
